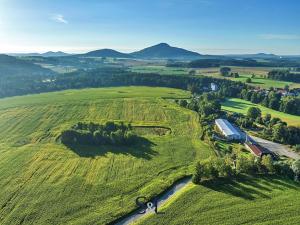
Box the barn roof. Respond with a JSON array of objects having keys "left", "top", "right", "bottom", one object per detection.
[{"left": 215, "top": 119, "right": 241, "bottom": 137}]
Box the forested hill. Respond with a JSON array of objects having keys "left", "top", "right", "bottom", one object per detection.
[
  {"left": 78, "top": 49, "right": 132, "bottom": 58},
  {"left": 130, "top": 43, "right": 202, "bottom": 59},
  {"left": 0, "top": 54, "right": 55, "bottom": 78},
  {"left": 0, "top": 54, "right": 57, "bottom": 97}
]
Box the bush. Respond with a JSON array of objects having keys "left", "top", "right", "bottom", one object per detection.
[
  {"left": 247, "top": 107, "right": 262, "bottom": 120},
  {"left": 246, "top": 78, "right": 252, "bottom": 83},
  {"left": 294, "top": 144, "right": 300, "bottom": 152}
]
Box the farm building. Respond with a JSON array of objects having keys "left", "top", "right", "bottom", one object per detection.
[
  {"left": 215, "top": 119, "right": 242, "bottom": 140},
  {"left": 211, "top": 83, "right": 218, "bottom": 91},
  {"left": 244, "top": 142, "right": 275, "bottom": 158}
]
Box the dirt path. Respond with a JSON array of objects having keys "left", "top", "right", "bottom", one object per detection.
[
  {"left": 250, "top": 135, "right": 300, "bottom": 160},
  {"left": 113, "top": 177, "right": 192, "bottom": 225}
]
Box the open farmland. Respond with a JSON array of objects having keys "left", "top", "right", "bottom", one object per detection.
[
  {"left": 197, "top": 67, "right": 300, "bottom": 89},
  {"left": 137, "top": 175, "right": 300, "bottom": 225},
  {"left": 222, "top": 98, "right": 300, "bottom": 126},
  {"left": 0, "top": 87, "right": 212, "bottom": 225},
  {"left": 130, "top": 65, "right": 190, "bottom": 75},
  {"left": 130, "top": 65, "right": 300, "bottom": 89}
]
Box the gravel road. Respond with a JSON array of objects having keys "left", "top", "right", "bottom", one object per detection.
[{"left": 250, "top": 135, "right": 300, "bottom": 160}]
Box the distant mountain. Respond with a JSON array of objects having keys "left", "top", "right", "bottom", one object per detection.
[
  {"left": 130, "top": 43, "right": 202, "bottom": 59},
  {"left": 8, "top": 51, "right": 70, "bottom": 57},
  {"left": 41, "top": 51, "right": 70, "bottom": 57},
  {"left": 225, "top": 53, "right": 279, "bottom": 59},
  {"left": 79, "top": 49, "right": 132, "bottom": 58}
]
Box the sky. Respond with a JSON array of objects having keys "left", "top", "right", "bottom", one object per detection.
[{"left": 0, "top": 0, "right": 300, "bottom": 55}]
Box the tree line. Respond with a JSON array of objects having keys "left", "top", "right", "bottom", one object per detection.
[
  {"left": 0, "top": 66, "right": 245, "bottom": 99},
  {"left": 268, "top": 70, "right": 300, "bottom": 83},
  {"left": 240, "top": 89, "right": 300, "bottom": 116},
  {"left": 193, "top": 155, "right": 300, "bottom": 184},
  {"left": 61, "top": 121, "right": 138, "bottom": 146},
  {"left": 167, "top": 58, "right": 300, "bottom": 69}
]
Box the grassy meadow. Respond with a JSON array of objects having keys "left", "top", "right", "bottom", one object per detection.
[
  {"left": 137, "top": 175, "right": 300, "bottom": 225},
  {"left": 130, "top": 65, "right": 300, "bottom": 89},
  {"left": 222, "top": 98, "right": 300, "bottom": 126},
  {"left": 0, "top": 86, "right": 212, "bottom": 225},
  {"left": 196, "top": 66, "right": 300, "bottom": 89},
  {"left": 130, "top": 65, "right": 190, "bottom": 75}
]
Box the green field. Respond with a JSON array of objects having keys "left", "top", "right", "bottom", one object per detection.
[
  {"left": 130, "top": 65, "right": 190, "bottom": 75},
  {"left": 0, "top": 86, "right": 212, "bottom": 225},
  {"left": 130, "top": 65, "right": 300, "bottom": 89},
  {"left": 222, "top": 98, "right": 300, "bottom": 126},
  {"left": 137, "top": 175, "right": 300, "bottom": 225}
]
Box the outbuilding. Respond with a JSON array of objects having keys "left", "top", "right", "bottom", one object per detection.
[{"left": 215, "top": 119, "right": 242, "bottom": 141}]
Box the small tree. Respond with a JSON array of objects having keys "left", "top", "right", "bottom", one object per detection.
[
  {"left": 247, "top": 107, "right": 262, "bottom": 120},
  {"left": 261, "top": 155, "right": 274, "bottom": 174},
  {"left": 246, "top": 78, "right": 252, "bottom": 83},
  {"left": 291, "top": 160, "right": 300, "bottom": 181},
  {"left": 284, "top": 85, "right": 289, "bottom": 91},
  {"left": 227, "top": 145, "right": 233, "bottom": 153},
  {"left": 179, "top": 99, "right": 188, "bottom": 107},
  {"left": 189, "top": 70, "right": 196, "bottom": 76},
  {"left": 192, "top": 162, "right": 205, "bottom": 184},
  {"left": 220, "top": 67, "right": 231, "bottom": 76},
  {"left": 235, "top": 155, "right": 250, "bottom": 174}
]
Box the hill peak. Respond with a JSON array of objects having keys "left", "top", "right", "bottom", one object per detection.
[
  {"left": 155, "top": 43, "right": 171, "bottom": 47},
  {"left": 130, "top": 43, "right": 201, "bottom": 59}
]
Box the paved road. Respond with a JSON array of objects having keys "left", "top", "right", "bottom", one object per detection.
[{"left": 250, "top": 135, "right": 300, "bottom": 160}]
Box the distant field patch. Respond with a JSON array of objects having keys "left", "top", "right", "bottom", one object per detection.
[
  {"left": 130, "top": 65, "right": 190, "bottom": 75},
  {"left": 222, "top": 98, "right": 300, "bottom": 126},
  {"left": 197, "top": 66, "right": 300, "bottom": 89}
]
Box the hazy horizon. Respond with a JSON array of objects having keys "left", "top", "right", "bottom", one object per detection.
[{"left": 1, "top": 0, "right": 300, "bottom": 55}]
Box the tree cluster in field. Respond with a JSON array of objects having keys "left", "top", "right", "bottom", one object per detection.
[
  {"left": 61, "top": 121, "right": 138, "bottom": 146},
  {"left": 268, "top": 69, "right": 300, "bottom": 83},
  {"left": 193, "top": 155, "right": 300, "bottom": 184},
  {"left": 219, "top": 67, "right": 239, "bottom": 78},
  {"left": 240, "top": 89, "right": 300, "bottom": 116}
]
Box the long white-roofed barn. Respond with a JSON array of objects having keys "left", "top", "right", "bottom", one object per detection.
[{"left": 215, "top": 119, "right": 242, "bottom": 141}]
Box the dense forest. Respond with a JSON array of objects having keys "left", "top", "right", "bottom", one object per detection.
[
  {"left": 61, "top": 121, "right": 138, "bottom": 146},
  {"left": 267, "top": 70, "right": 300, "bottom": 83},
  {"left": 0, "top": 54, "right": 55, "bottom": 78},
  {"left": 0, "top": 66, "right": 245, "bottom": 98}
]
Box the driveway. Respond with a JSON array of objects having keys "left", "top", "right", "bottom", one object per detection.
[{"left": 250, "top": 135, "right": 300, "bottom": 160}]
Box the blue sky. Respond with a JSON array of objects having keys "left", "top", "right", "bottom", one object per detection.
[{"left": 0, "top": 0, "right": 300, "bottom": 54}]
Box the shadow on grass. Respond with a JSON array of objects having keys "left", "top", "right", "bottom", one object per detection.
[
  {"left": 65, "top": 137, "right": 158, "bottom": 160},
  {"left": 224, "top": 100, "right": 254, "bottom": 110},
  {"left": 201, "top": 176, "right": 271, "bottom": 200}
]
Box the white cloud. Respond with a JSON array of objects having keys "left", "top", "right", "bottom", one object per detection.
[
  {"left": 50, "top": 14, "right": 68, "bottom": 24},
  {"left": 259, "top": 34, "right": 300, "bottom": 40}
]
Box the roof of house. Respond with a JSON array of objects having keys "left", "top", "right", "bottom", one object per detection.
[
  {"left": 215, "top": 119, "right": 241, "bottom": 137},
  {"left": 245, "top": 142, "right": 273, "bottom": 157},
  {"left": 246, "top": 143, "right": 263, "bottom": 157}
]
